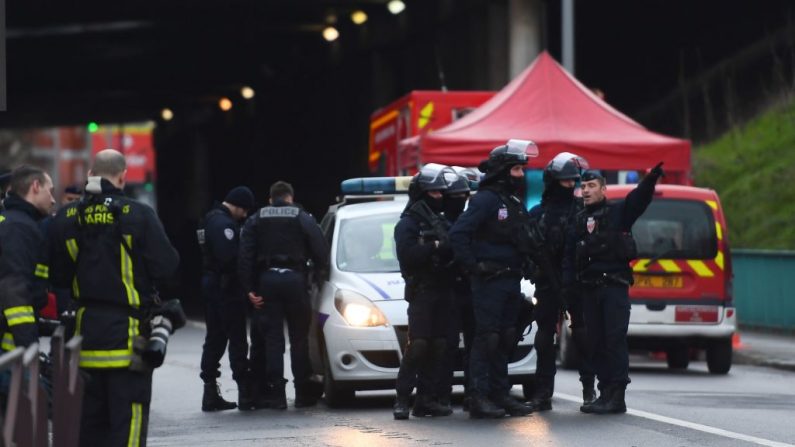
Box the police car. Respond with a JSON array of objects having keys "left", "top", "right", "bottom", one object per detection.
[{"left": 309, "top": 177, "right": 538, "bottom": 407}]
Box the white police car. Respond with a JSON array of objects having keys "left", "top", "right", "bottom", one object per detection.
[{"left": 308, "top": 177, "right": 537, "bottom": 407}]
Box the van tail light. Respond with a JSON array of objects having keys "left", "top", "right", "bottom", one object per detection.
[{"left": 723, "top": 243, "right": 734, "bottom": 306}]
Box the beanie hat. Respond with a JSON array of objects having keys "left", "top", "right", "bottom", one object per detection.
[{"left": 224, "top": 186, "right": 255, "bottom": 210}]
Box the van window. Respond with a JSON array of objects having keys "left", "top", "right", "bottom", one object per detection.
[{"left": 630, "top": 199, "right": 718, "bottom": 260}]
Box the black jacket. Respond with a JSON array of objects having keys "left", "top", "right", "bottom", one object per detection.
[
  {"left": 238, "top": 200, "right": 328, "bottom": 293},
  {"left": 0, "top": 194, "right": 48, "bottom": 349},
  {"left": 198, "top": 204, "right": 241, "bottom": 276},
  {"left": 48, "top": 179, "right": 179, "bottom": 368}
]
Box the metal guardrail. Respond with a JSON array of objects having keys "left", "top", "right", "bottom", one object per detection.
[
  {"left": 0, "top": 326, "right": 84, "bottom": 447},
  {"left": 733, "top": 249, "right": 795, "bottom": 331}
]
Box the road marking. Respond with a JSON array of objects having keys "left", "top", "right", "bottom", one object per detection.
[
  {"left": 187, "top": 320, "right": 206, "bottom": 330},
  {"left": 555, "top": 392, "right": 794, "bottom": 447}
]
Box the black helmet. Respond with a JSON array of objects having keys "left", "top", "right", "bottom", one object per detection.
[
  {"left": 478, "top": 139, "right": 538, "bottom": 184},
  {"left": 445, "top": 173, "right": 471, "bottom": 195},
  {"left": 544, "top": 152, "right": 589, "bottom": 183},
  {"left": 408, "top": 163, "right": 457, "bottom": 200}
]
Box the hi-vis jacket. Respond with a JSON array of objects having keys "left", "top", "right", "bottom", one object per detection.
[
  {"left": 0, "top": 193, "right": 49, "bottom": 351},
  {"left": 49, "top": 178, "right": 179, "bottom": 369}
]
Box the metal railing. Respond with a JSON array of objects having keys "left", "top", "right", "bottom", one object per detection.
[{"left": 0, "top": 327, "right": 83, "bottom": 447}]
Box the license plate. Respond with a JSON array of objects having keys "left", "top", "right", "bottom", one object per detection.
[
  {"left": 676, "top": 305, "right": 719, "bottom": 323},
  {"left": 633, "top": 274, "right": 683, "bottom": 288}
]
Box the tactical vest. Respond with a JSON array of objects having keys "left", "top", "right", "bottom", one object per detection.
[
  {"left": 574, "top": 203, "right": 638, "bottom": 274},
  {"left": 540, "top": 198, "right": 581, "bottom": 259},
  {"left": 196, "top": 208, "right": 226, "bottom": 273},
  {"left": 254, "top": 205, "right": 307, "bottom": 270},
  {"left": 474, "top": 190, "right": 526, "bottom": 246}
]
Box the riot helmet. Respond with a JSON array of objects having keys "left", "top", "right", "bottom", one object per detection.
[
  {"left": 544, "top": 152, "right": 589, "bottom": 182},
  {"left": 478, "top": 139, "right": 539, "bottom": 187},
  {"left": 443, "top": 172, "right": 471, "bottom": 221}
]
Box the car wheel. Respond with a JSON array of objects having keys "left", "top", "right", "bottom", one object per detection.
[
  {"left": 666, "top": 346, "right": 690, "bottom": 370},
  {"left": 558, "top": 326, "right": 580, "bottom": 370},
  {"left": 323, "top": 352, "right": 356, "bottom": 408},
  {"left": 706, "top": 337, "right": 732, "bottom": 375}
]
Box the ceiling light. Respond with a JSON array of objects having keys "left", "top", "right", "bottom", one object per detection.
[
  {"left": 161, "top": 108, "right": 174, "bottom": 121},
  {"left": 241, "top": 86, "right": 255, "bottom": 99},
  {"left": 387, "top": 0, "right": 406, "bottom": 15},
  {"left": 351, "top": 10, "right": 368, "bottom": 25},
  {"left": 219, "top": 97, "right": 232, "bottom": 111},
  {"left": 322, "top": 26, "right": 339, "bottom": 42}
]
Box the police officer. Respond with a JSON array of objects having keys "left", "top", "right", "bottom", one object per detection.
[
  {"left": 563, "top": 163, "right": 664, "bottom": 414},
  {"left": 49, "top": 149, "right": 180, "bottom": 447},
  {"left": 449, "top": 141, "right": 537, "bottom": 419},
  {"left": 525, "top": 153, "right": 595, "bottom": 411},
  {"left": 0, "top": 166, "right": 54, "bottom": 354},
  {"left": 198, "top": 186, "right": 255, "bottom": 411},
  {"left": 238, "top": 180, "right": 328, "bottom": 409},
  {"left": 393, "top": 164, "right": 458, "bottom": 420}
]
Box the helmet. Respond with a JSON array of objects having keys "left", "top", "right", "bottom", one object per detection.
[
  {"left": 408, "top": 163, "right": 457, "bottom": 200},
  {"left": 478, "top": 139, "right": 539, "bottom": 184},
  {"left": 447, "top": 166, "right": 480, "bottom": 194},
  {"left": 544, "top": 152, "right": 589, "bottom": 182},
  {"left": 445, "top": 173, "right": 471, "bottom": 195}
]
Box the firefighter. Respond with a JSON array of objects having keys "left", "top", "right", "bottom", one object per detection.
[
  {"left": 0, "top": 166, "right": 54, "bottom": 355},
  {"left": 525, "top": 153, "right": 595, "bottom": 411},
  {"left": 197, "top": 186, "right": 255, "bottom": 411},
  {"left": 49, "top": 149, "right": 180, "bottom": 447},
  {"left": 238, "top": 181, "right": 328, "bottom": 409},
  {"left": 563, "top": 163, "right": 664, "bottom": 414},
  {"left": 393, "top": 164, "right": 457, "bottom": 420},
  {"left": 449, "top": 141, "right": 537, "bottom": 419}
]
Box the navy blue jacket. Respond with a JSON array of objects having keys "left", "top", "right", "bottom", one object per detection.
[
  {"left": 201, "top": 204, "right": 241, "bottom": 276},
  {"left": 449, "top": 188, "right": 524, "bottom": 272}
]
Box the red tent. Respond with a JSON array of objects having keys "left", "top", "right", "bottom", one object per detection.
[{"left": 416, "top": 51, "right": 691, "bottom": 183}]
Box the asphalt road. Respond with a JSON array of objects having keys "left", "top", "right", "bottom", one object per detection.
[{"left": 147, "top": 324, "right": 795, "bottom": 447}]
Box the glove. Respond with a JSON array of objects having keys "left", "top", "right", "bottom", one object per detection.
[{"left": 650, "top": 161, "right": 665, "bottom": 178}]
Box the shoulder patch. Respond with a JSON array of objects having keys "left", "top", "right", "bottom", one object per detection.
[
  {"left": 259, "top": 207, "right": 300, "bottom": 218},
  {"left": 224, "top": 228, "right": 235, "bottom": 240}
]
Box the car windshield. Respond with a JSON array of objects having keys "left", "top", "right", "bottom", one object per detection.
[
  {"left": 336, "top": 212, "right": 401, "bottom": 273},
  {"left": 629, "top": 199, "right": 718, "bottom": 259}
]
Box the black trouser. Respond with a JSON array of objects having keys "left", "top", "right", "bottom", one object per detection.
[
  {"left": 396, "top": 285, "right": 452, "bottom": 397},
  {"left": 582, "top": 284, "right": 631, "bottom": 389},
  {"left": 469, "top": 275, "right": 522, "bottom": 399},
  {"left": 199, "top": 273, "right": 250, "bottom": 383},
  {"left": 80, "top": 368, "right": 152, "bottom": 447},
  {"left": 249, "top": 310, "right": 267, "bottom": 390},
  {"left": 533, "top": 285, "right": 594, "bottom": 394},
  {"left": 254, "top": 269, "right": 312, "bottom": 388}
]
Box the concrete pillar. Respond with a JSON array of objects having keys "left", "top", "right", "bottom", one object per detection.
[{"left": 508, "top": 0, "right": 543, "bottom": 79}]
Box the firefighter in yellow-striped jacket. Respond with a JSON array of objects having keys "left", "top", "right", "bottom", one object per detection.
[
  {"left": 49, "top": 149, "right": 179, "bottom": 447},
  {"left": 0, "top": 166, "right": 54, "bottom": 356}
]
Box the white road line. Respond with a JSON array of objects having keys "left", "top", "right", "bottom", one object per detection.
[
  {"left": 186, "top": 320, "right": 206, "bottom": 330},
  {"left": 555, "top": 392, "right": 794, "bottom": 447}
]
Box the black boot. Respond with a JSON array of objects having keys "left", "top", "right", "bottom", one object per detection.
[
  {"left": 393, "top": 394, "right": 411, "bottom": 420},
  {"left": 582, "top": 385, "right": 626, "bottom": 414},
  {"left": 295, "top": 380, "right": 323, "bottom": 408},
  {"left": 202, "top": 382, "right": 237, "bottom": 412},
  {"left": 525, "top": 380, "right": 553, "bottom": 412},
  {"left": 580, "top": 383, "right": 605, "bottom": 413},
  {"left": 581, "top": 378, "right": 596, "bottom": 406},
  {"left": 412, "top": 394, "right": 453, "bottom": 417},
  {"left": 468, "top": 395, "right": 506, "bottom": 419},
  {"left": 493, "top": 395, "right": 532, "bottom": 417},
  {"left": 237, "top": 379, "right": 256, "bottom": 411},
  {"left": 259, "top": 379, "right": 287, "bottom": 410}
]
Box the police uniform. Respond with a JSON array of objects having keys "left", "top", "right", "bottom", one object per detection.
[
  {"left": 563, "top": 166, "right": 662, "bottom": 414},
  {"left": 393, "top": 192, "right": 455, "bottom": 419},
  {"left": 197, "top": 191, "right": 253, "bottom": 411},
  {"left": 0, "top": 193, "right": 49, "bottom": 353},
  {"left": 238, "top": 199, "right": 328, "bottom": 408},
  {"left": 49, "top": 177, "right": 179, "bottom": 447}
]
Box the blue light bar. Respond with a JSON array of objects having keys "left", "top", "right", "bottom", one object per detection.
[{"left": 340, "top": 176, "right": 413, "bottom": 195}]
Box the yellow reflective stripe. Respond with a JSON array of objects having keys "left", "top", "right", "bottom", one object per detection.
[
  {"left": 78, "top": 316, "right": 137, "bottom": 368},
  {"left": 75, "top": 307, "right": 85, "bottom": 336},
  {"left": 417, "top": 101, "right": 434, "bottom": 129},
  {"left": 369, "top": 109, "right": 399, "bottom": 130},
  {"left": 128, "top": 402, "right": 143, "bottom": 447},
  {"left": 120, "top": 235, "right": 140, "bottom": 309},
  {"left": 1, "top": 332, "right": 15, "bottom": 351},
  {"left": 687, "top": 260, "right": 715, "bottom": 277},
  {"left": 715, "top": 251, "right": 725, "bottom": 270},
  {"left": 34, "top": 263, "right": 49, "bottom": 279},
  {"left": 0, "top": 216, "right": 5, "bottom": 223},
  {"left": 66, "top": 238, "right": 79, "bottom": 261},
  {"left": 715, "top": 222, "right": 723, "bottom": 241},
  {"left": 4, "top": 306, "right": 35, "bottom": 326},
  {"left": 657, "top": 260, "right": 682, "bottom": 273},
  {"left": 706, "top": 200, "right": 718, "bottom": 211},
  {"left": 633, "top": 259, "right": 650, "bottom": 272}
]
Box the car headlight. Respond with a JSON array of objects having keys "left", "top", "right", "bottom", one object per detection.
[{"left": 334, "top": 289, "right": 389, "bottom": 327}]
